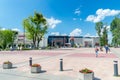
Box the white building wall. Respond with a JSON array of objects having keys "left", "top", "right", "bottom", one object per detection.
[
  {"left": 14, "top": 33, "right": 48, "bottom": 48},
  {"left": 73, "top": 37, "right": 99, "bottom": 47},
  {"left": 74, "top": 38, "right": 83, "bottom": 46},
  {"left": 93, "top": 37, "right": 100, "bottom": 46},
  {"left": 39, "top": 37, "right": 47, "bottom": 47},
  {"left": 83, "top": 38, "right": 93, "bottom": 47}
]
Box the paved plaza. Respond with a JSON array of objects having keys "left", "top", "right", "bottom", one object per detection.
[{"left": 0, "top": 48, "right": 120, "bottom": 80}]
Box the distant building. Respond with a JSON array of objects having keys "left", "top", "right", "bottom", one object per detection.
[
  {"left": 71, "top": 36, "right": 99, "bottom": 47},
  {"left": 13, "top": 33, "right": 47, "bottom": 49},
  {"left": 13, "top": 33, "right": 99, "bottom": 49},
  {"left": 48, "top": 36, "right": 69, "bottom": 47},
  {"left": 48, "top": 35, "right": 99, "bottom": 47}
]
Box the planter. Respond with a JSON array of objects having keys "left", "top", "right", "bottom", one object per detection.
[
  {"left": 31, "top": 66, "right": 41, "bottom": 73},
  {"left": 78, "top": 72, "right": 94, "bottom": 80},
  {"left": 3, "top": 63, "right": 12, "bottom": 69}
]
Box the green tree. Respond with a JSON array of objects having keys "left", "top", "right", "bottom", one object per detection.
[
  {"left": 95, "top": 22, "right": 104, "bottom": 46},
  {"left": 95, "top": 22, "right": 103, "bottom": 37},
  {"left": 0, "top": 29, "right": 15, "bottom": 49},
  {"left": 0, "top": 29, "right": 3, "bottom": 48},
  {"left": 110, "top": 17, "right": 120, "bottom": 46},
  {"left": 102, "top": 25, "right": 108, "bottom": 45},
  {"left": 23, "top": 12, "right": 48, "bottom": 48},
  {"left": 95, "top": 22, "right": 108, "bottom": 46}
]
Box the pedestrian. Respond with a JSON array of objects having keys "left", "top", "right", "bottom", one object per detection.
[
  {"left": 100, "top": 46, "right": 103, "bottom": 51},
  {"left": 95, "top": 46, "right": 99, "bottom": 57},
  {"left": 104, "top": 45, "right": 109, "bottom": 54}
]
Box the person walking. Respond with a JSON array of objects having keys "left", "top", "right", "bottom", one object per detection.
[
  {"left": 95, "top": 46, "right": 99, "bottom": 57},
  {"left": 104, "top": 45, "right": 109, "bottom": 54}
]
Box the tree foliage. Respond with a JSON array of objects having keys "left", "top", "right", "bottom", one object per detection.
[
  {"left": 95, "top": 22, "right": 108, "bottom": 46},
  {"left": 23, "top": 12, "right": 48, "bottom": 48},
  {"left": 102, "top": 25, "right": 108, "bottom": 45},
  {"left": 0, "top": 29, "right": 17, "bottom": 49},
  {"left": 95, "top": 22, "right": 103, "bottom": 37},
  {"left": 110, "top": 17, "right": 120, "bottom": 46}
]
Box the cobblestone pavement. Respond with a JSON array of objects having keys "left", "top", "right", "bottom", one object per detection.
[{"left": 0, "top": 48, "right": 120, "bottom": 80}]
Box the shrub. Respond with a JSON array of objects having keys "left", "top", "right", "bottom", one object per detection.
[
  {"left": 3, "top": 61, "right": 12, "bottom": 64},
  {"left": 31, "top": 64, "right": 41, "bottom": 67},
  {"left": 79, "top": 68, "right": 93, "bottom": 74}
]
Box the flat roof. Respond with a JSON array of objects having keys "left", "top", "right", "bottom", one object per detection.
[{"left": 48, "top": 35, "right": 99, "bottom": 38}]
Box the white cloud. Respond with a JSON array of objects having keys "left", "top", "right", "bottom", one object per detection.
[
  {"left": 51, "top": 32, "right": 60, "bottom": 36},
  {"left": 86, "top": 9, "right": 120, "bottom": 23},
  {"left": 84, "top": 33, "right": 91, "bottom": 37},
  {"left": 74, "top": 8, "right": 80, "bottom": 15},
  {"left": 1, "top": 28, "right": 6, "bottom": 30},
  {"left": 69, "top": 28, "right": 82, "bottom": 36},
  {"left": 84, "top": 33, "right": 98, "bottom": 37},
  {"left": 12, "top": 28, "right": 20, "bottom": 32},
  {"left": 51, "top": 32, "right": 67, "bottom": 36},
  {"left": 46, "top": 17, "right": 62, "bottom": 29},
  {"left": 1, "top": 28, "right": 20, "bottom": 32}
]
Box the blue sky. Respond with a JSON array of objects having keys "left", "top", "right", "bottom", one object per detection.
[{"left": 0, "top": 0, "right": 120, "bottom": 42}]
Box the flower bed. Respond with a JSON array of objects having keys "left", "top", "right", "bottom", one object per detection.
[
  {"left": 31, "top": 64, "right": 40, "bottom": 67},
  {"left": 31, "top": 64, "right": 41, "bottom": 73},
  {"left": 79, "top": 68, "right": 93, "bottom": 74},
  {"left": 78, "top": 68, "right": 94, "bottom": 80},
  {"left": 3, "top": 61, "right": 12, "bottom": 69}
]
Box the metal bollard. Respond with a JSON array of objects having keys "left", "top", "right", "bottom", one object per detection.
[
  {"left": 113, "top": 60, "right": 118, "bottom": 76},
  {"left": 29, "top": 57, "right": 32, "bottom": 66},
  {"left": 60, "top": 59, "right": 63, "bottom": 71}
]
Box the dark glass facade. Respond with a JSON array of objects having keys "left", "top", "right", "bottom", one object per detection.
[{"left": 48, "top": 36, "right": 69, "bottom": 47}]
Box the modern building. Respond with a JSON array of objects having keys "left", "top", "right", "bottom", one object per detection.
[
  {"left": 48, "top": 35, "right": 99, "bottom": 47},
  {"left": 71, "top": 36, "right": 99, "bottom": 47},
  {"left": 13, "top": 33, "right": 99, "bottom": 49},
  {"left": 48, "top": 36, "right": 69, "bottom": 47}
]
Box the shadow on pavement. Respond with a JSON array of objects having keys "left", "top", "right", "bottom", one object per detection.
[
  {"left": 40, "top": 70, "right": 47, "bottom": 73},
  {"left": 11, "top": 66, "right": 17, "bottom": 69},
  {"left": 63, "top": 69, "right": 73, "bottom": 71},
  {"left": 94, "top": 77, "right": 101, "bottom": 80}
]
